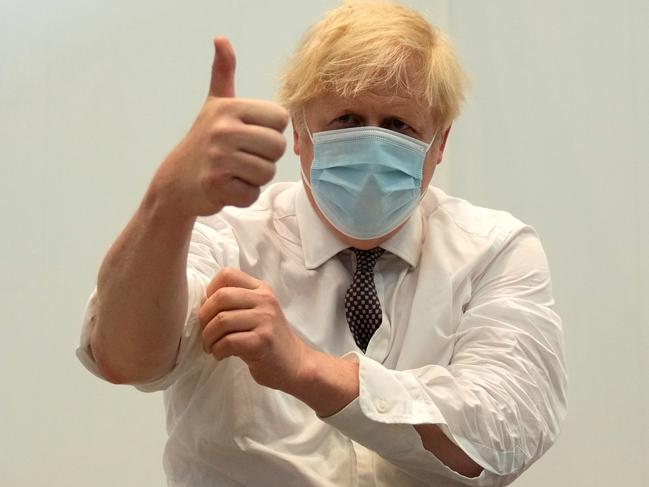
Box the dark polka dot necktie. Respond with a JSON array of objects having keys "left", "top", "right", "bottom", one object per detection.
[{"left": 344, "top": 247, "right": 385, "bottom": 353}]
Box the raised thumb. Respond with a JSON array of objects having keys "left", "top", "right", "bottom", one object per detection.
[{"left": 208, "top": 36, "right": 236, "bottom": 98}]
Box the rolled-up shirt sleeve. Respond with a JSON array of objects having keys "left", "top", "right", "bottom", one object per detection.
[
  {"left": 75, "top": 216, "right": 240, "bottom": 392},
  {"left": 321, "top": 226, "right": 568, "bottom": 486}
]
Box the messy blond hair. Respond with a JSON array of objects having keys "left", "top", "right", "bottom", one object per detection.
[{"left": 277, "top": 0, "right": 467, "bottom": 130}]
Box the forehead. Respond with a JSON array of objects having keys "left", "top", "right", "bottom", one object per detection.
[{"left": 309, "top": 89, "right": 432, "bottom": 127}]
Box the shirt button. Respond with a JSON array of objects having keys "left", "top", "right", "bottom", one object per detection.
[{"left": 376, "top": 398, "right": 389, "bottom": 413}]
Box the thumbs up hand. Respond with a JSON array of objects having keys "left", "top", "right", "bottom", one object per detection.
[{"left": 152, "top": 37, "right": 289, "bottom": 217}]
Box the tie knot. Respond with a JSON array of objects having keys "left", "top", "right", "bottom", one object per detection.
[{"left": 351, "top": 247, "right": 385, "bottom": 272}]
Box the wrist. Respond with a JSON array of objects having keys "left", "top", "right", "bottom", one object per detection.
[
  {"left": 145, "top": 156, "right": 214, "bottom": 223},
  {"left": 140, "top": 180, "right": 197, "bottom": 226},
  {"left": 289, "top": 347, "right": 360, "bottom": 418}
]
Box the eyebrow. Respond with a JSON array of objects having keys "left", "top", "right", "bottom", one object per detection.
[{"left": 330, "top": 107, "right": 425, "bottom": 129}]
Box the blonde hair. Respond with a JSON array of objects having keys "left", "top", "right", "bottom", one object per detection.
[{"left": 277, "top": 0, "right": 467, "bottom": 130}]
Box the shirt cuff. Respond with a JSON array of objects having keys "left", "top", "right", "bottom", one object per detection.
[
  {"left": 320, "top": 352, "right": 497, "bottom": 485},
  {"left": 320, "top": 351, "right": 445, "bottom": 456},
  {"left": 339, "top": 351, "right": 446, "bottom": 424}
]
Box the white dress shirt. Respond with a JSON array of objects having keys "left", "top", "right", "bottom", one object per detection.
[{"left": 77, "top": 182, "right": 567, "bottom": 487}]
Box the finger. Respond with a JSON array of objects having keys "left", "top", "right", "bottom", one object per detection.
[
  {"left": 216, "top": 177, "right": 261, "bottom": 208},
  {"left": 209, "top": 36, "right": 236, "bottom": 98},
  {"left": 231, "top": 124, "right": 287, "bottom": 162},
  {"left": 228, "top": 152, "right": 276, "bottom": 187},
  {"left": 198, "top": 286, "right": 258, "bottom": 327},
  {"left": 206, "top": 267, "right": 262, "bottom": 297},
  {"left": 202, "top": 309, "right": 260, "bottom": 353},
  {"left": 211, "top": 331, "right": 263, "bottom": 361},
  {"left": 235, "top": 99, "right": 289, "bottom": 132}
]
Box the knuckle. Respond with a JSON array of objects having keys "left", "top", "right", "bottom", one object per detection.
[
  {"left": 247, "top": 186, "right": 262, "bottom": 201},
  {"left": 201, "top": 327, "right": 212, "bottom": 346},
  {"left": 206, "top": 144, "right": 225, "bottom": 161},
  {"left": 274, "top": 136, "right": 287, "bottom": 159},
  {"left": 210, "top": 120, "right": 238, "bottom": 140},
  {"left": 211, "top": 336, "right": 229, "bottom": 358},
  {"left": 256, "top": 307, "right": 274, "bottom": 323},
  {"left": 260, "top": 163, "right": 276, "bottom": 185},
  {"left": 201, "top": 170, "right": 226, "bottom": 192},
  {"left": 257, "top": 289, "right": 275, "bottom": 306},
  {"left": 256, "top": 326, "right": 273, "bottom": 346},
  {"left": 220, "top": 267, "right": 236, "bottom": 281},
  {"left": 215, "top": 97, "right": 237, "bottom": 113},
  {"left": 220, "top": 334, "right": 233, "bottom": 348},
  {"left": 278, "top": 107, "right": 290, "bottom": 130},
  {"left": 214, "top": 311, "right": 227, "bottom": 327},
  {"left": 211, "top": 287, "right": 229, "bottom": 303},
  {"left": 211, "top": 342, "right": 224, "bottom": 359},
  {"left": 232, "top": 186, "right": 260, "bottom": 208},
  {"left": 259, "top": 283, "right": 277, "bottom": 301},
  {"left": 198, "top": 308, "right": 208, "bottom": 327}
]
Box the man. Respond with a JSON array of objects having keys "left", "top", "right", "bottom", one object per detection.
[{"left": 77, "top": 1, "right": 567, "bottom": 486}]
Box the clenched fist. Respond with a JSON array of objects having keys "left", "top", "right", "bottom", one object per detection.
[{"left": 151, "top": 37, "right": 289, "bottom": 217}]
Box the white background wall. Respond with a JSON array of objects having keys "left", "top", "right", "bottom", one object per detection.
[{"left": 1, "top": 1, "right": 646, "bottom": 485}]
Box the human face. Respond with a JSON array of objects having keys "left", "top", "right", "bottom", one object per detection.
[{"left": 293, "top": 90, "right": 451, "bottom": 250}]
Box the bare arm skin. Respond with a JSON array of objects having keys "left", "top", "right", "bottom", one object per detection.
[
  {"left": 91, "top": 183, "right": 195, "bottom": 384},
  {"left": 89, "top": 37, "right": 288, "bottom": 384}
]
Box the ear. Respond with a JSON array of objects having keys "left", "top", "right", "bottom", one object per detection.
[{"left": 435, "top": 124, "right": 453, "bottom": 165}]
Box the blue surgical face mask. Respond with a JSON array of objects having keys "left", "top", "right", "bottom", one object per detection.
[{"left": 302, "top": 124, "right": 437, "bottom": 240}]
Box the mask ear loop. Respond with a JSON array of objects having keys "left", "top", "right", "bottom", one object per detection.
[
  {"left": 300, "top": 108, "right": 315, "bottom": 190},
  {"left": 419, "top": 130, "right": 440, "bottom": 199},
  {"left": 302, "top": 108, "right": 315, "bottom": 145},
  {"left": 300, "top": 166, "right": 313, "bottom": 190},
  {"left": 424, "top": 130, "right": 438, "bottom": 153}
]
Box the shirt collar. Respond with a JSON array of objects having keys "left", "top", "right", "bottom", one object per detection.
[
  {"left": 295, "top": 183, "right": 424, "bottom": 270},
  {"left": 380, "top": 205, "right": 423, "bottom": 268},
  {"left": 295, "top": 184, "right": 348, "bottom": 269}
]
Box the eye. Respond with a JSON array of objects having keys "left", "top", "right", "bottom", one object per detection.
[
  {"left": 383, "top": 118, "right": 412, "bottom": 134},
  {"left": 330, "top": 113, "right": 361, "bottom": 129}
]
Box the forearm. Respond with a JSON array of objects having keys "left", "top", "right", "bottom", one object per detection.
[
  {"left": 91, "top": 181, "right": 197, "bottom": 384},
  {"left": 414, "top": 424, "right": 483, "bottom": 478},
  {"left": 88, "top": 36, "right": 288, "bottom": 385},
  {"left": 290, "top": 351, "right": 482, "bottom": 478}
]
